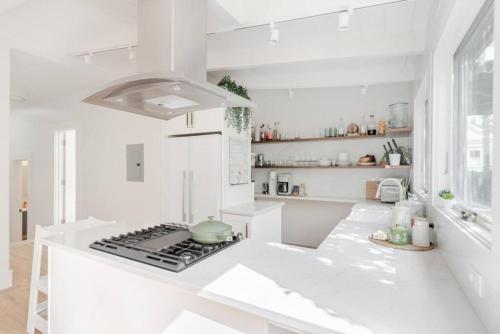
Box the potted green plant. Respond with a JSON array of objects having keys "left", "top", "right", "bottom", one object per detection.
[
  {"left": 438, "top": 190, "right": 455, "bottom": 209},
  {"left": 217, "top": 75, "right": 252, "bottom": 134}
]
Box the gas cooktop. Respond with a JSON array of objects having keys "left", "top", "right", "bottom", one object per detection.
[{"left": 89, "top": 224, "right": 242, "bottom": 272}]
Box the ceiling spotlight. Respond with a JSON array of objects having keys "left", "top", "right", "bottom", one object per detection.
[
  {"left": 361, "top": 84, "right": 368, "bottom": 95},
  {"left": 172, "top": 85, "right": 182, "bottom": 92},
  {"left": 269, "top": 22, "right": 280, "bottom": 45},
  {"left": 338, "top": 10, "right": 352, "bottom": 32},
  {"left": 84, "top": 53, "right": 93, "bottom": 64},
  {"left": 128, "top": 46, "right": 136, "bottom": 60},
  {"left": 288, "top": 88, "right": 294, "bottom": 99}
]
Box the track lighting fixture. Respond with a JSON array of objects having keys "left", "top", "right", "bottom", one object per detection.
[
  {"left": 128, "top": 46, "right": 136, "bottom": 60},
  {"left": 269, "top": 22, "right": 280, "bottom": 45},
  {"left": 338, "top": 10, "right": 352, "bottom": 32},
  {"left": 84, "top": 53, "right": 92, "bottom": 64}
]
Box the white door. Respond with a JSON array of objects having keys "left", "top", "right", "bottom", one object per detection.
[
  {"left": 189, "top": 134, "right": 222, "bottom": 224},
  {"left": 164, "top": 137, "right": 190, "bottom": 223}
]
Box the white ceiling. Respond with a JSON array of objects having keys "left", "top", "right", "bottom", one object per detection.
[
  {"left": 209, "top": 0, "right": 419, "bottom": 32},
  {"left": 10, "top": 50, "right": 105, "bottom": 107},
  {"left": 3, "top": 0, "right": 437, "bottom": 108}
]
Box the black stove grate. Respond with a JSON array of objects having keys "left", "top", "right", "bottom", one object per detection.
[{"left": 89, "top": 224, "right": 241, "bottom": 272}]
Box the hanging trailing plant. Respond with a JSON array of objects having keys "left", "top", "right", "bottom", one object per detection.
[{"left": 217, "top": 75, "right": 252, "bottom": 134}]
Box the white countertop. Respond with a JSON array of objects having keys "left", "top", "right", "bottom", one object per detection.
[
  {"left": 255, "top": 194, "right": 361, "bottom": 204},
  {"left": 221, "top": 200, "right": 285, "bottom": 217},
  {"left": 43, "top": 203, "right": 486, "bottom": 334}
]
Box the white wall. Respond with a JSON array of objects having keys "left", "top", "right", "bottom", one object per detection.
[
  {"left": 71, "top": 102, "right": 165, "bottom": 224},
  {"left": 11, "top": 95, "right": 253, "bottom": 230},
  {"left": 0, "top": 47, "right": 12, "bottom": 290},
  {"left": 250, "top": 83, "right": 412, "bottom": 199},
  {"left": 416, "top": 1, "right": 500, "bottom": 332},
  {"left": 10, "top": 96, "right": 165, "bottom": 229},
  {"left": 10, "top": 111, "right": 57, "bottom": 239}
]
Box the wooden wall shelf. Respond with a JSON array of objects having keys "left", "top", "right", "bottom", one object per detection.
[
  {"left": 251, "top": 128, "right": 412, "bottom": 145},
  {"left": 252, "top": 165, "right": 411, "bottom": 170}
]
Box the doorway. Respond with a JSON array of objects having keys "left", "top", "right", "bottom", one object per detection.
[{"left": 10, "top": 159, "right": 30, "bottom": 242}]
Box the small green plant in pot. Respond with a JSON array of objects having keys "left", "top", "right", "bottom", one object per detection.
[
  {"left": 217, "top": 75, "right": 252, "bottom": 134},
  {"left": 438, "top": 190, "right": 456, "bottom": 209}
]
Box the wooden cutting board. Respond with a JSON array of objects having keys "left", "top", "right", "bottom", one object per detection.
[
  {"left": 365, "top": 181, "right": 380, "bottom": 200},
  {"left": 369, "top": 236, "right": 435, "bottom": 251}
]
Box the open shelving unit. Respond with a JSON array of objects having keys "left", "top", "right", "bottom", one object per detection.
[
  {"left": 251, "top": 127, "right": 412, "bottom": 145},
  {"left": 252, "top": 165, "right": 411, "bottom": 170}
]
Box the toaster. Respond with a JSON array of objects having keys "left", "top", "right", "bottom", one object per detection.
[{"left": 379, "top": 178, "right": 403, "bottom": 203}]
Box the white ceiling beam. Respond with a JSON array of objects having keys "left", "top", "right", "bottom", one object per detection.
[{"left": 208, "top": 55, "right": 419, "bottom": 90}]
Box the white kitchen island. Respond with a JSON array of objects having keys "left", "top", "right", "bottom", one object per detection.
[{"left": 44, "top": 202, "right": 486, "bottom": 334}]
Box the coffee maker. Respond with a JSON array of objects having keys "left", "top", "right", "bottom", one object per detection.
[{"left": 277, "top": 174, "right": 292, "bottom": 195}]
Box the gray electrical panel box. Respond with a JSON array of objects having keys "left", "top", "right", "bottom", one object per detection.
[{"left": 126, "top": 144, "right": 144, "bottom": 182}]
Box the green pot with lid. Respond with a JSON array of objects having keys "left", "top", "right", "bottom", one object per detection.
[
  {"left": 190, "top": 216, "right": 233, "bottom": 244},
  {"left": 388, "top": 224, "right": 410, "bottom": 245}
]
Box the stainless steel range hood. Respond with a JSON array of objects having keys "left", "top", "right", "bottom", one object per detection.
[{"left": 83, "top": 0, "right": 255, "bottom": 120}]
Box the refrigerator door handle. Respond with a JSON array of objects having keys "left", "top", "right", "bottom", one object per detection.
[
  {"left": 189, "top": 170, "right": 194, "bottom": 224},
  {"left": 182, "top": 171, "right": 187, "bottom": 222}
]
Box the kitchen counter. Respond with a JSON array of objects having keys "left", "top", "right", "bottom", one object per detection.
[
  {"left": 255, "top": 194, "right": 361, "bottom": 204},
  {"left": 221, "top": 200, "right": 285, "bottom": 217},
  {"left": 44, "top": 202, "right": 486, "bottom": 334}
]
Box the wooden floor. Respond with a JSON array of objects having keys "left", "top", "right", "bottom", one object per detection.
[{"left": 0, "top": 241, "right": 46, "bottom": 334}]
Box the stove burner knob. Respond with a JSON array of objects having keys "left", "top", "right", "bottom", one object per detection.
[{"left": 179, "top": 252, "right": 195, "bottom": 264}]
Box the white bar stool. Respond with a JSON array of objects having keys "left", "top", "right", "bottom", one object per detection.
[{"left": 26, "top": 218, "right": 116, "bottom": 334}]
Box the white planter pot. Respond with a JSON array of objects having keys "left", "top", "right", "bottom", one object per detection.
[{"left": 437, "top": 197, "right": 456, "bottom": 209}]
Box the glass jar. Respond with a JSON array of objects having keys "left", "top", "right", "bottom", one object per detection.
[
  {"left": 359, "top": 115, "right": 368, "bottom": 135},
  {"left": 388, "top": 103, "right": 409, "bottom": 128},
  {"left": 367, "top": 115, "right": 377, "bottom": 135},
  {"left": 337, "top": 118, "right": 346, "bottom": 137}
]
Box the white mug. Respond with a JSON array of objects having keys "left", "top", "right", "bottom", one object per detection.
[
  {"left": 412, "top": 218, "right": 430, "bottom": 247},
  {"left": 389, "top": 153, "right": 401, "bottom": 166}
]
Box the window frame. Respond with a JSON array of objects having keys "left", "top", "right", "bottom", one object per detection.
[
  {"left": 451, "top": 0, "right": 494, "bottom": 226},
  {"left": 413, "top": 71, "right": 432, "bottom": 197}
]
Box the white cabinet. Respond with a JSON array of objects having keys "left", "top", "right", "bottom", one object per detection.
[
  {"left": 221, "top": 201, "right": 283, "bottom": 243},
  {"left": 164, "top": 134, "right": 221, "bottom": 224},
  {"left": 166, "top": 108, "right": 224, "bottom": 136}
]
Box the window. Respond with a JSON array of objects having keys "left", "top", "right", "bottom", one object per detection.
[
  {"left": 414, "top": 73, "right": 431, "bottom": 195},
  {"left": 452, "top": 0, "right": 493, "bottom": 224},
  {"left": 54, "top": 129, "right": 76, "bottom": 224},
  {"left": 421, "top": 98, "right": 432, "bottom": 193}
]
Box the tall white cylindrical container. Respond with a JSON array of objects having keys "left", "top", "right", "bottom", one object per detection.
[{"left": 269, "top": 171, "right": 278, "bottom": 196}]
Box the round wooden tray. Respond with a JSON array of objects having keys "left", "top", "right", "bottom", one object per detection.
[{"left": 368, "top": 236, "right": 434, "bottom": 251}]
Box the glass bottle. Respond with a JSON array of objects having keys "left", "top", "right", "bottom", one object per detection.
[
  {"left": 267, "top": 124, "right": 273, "bottom": 141},
  {"left": 337, "top": 118, "right": 346, "bottom": 137},
  {"left": 272, "top": 122, "right": 278, "bottom": 141},
  {"left": 367, "top": 115, "right": 377, "bottom": 135},
  {"left": 360, "top": 115, "right": 368, "bottom": 136}
]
